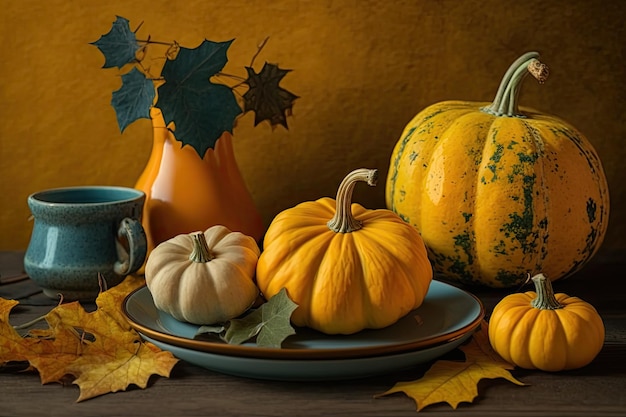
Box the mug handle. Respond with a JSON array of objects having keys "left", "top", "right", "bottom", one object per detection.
[{"left": 114, "top": 217, "right": 147, "bottom": 276}]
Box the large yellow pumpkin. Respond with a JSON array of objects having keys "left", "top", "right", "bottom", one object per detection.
[
  {"left": 385, "top": 52, "right": 609, "bottom": 288},
  {"left": 256, "top": 168, "right": 433, "bottom": 335}
]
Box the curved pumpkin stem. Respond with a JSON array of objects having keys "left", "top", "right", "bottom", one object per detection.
[
  {"left": 530, "top": 273, "right": 563, "bottom": 310},
  {"left": 327, "top": 168, "right": 378, "bottom": 233},
  {"left": 189, "top": 232, "right": 215, "bottom": 263},
  {"left": 482, "top": 52, "right": 549, "bottom": 117}
]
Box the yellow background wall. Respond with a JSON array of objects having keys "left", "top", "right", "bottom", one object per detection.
[{"left": 1, "top": 0, "right": 624, "bottom": 260}]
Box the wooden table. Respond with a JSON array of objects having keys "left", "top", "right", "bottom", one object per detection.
[{"left": 1, "top": 251, "right": 625, "bottom": 416}]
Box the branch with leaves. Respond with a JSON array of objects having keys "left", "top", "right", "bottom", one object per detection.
[{"left": 91, "top": 16, "right": 298, "bottom": 157}]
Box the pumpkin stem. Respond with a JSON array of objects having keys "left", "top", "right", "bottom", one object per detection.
[
  {"left": 327, "top": 168, "right": 378, "bottom": 233},
  {"left": 189, "top": 232, "right": 215, "bottom": 263},
  {"left": 530, "top": 273, "right": 563, "bottom": 310},
  {"left": 482, "top": 52, "right": 549, "bottom": 117}
]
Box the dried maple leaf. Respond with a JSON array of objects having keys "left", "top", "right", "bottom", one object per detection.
[
  {"left": 69, "top": 336, "right": 178, "bottom": 402},
  {"left": 25, "top": 325, "right": 84, "bottom": 384},
  {"left": 45, "top": 276, "right": 178, "bottom": 401},
  {"left": 0, "top": 276, "right": 178, "bottom": 402},
  {"left": 2, "top": 299, "right": 86, "bottom": 386},
  {"left": 0, "top": 298, "right": 42, "bottom": 363},
  {"left": 375, "top": 321, "right": 525, "bottom": 411},
  {"left": 242, "top": 62, "right": 298, "bottom": 128}
]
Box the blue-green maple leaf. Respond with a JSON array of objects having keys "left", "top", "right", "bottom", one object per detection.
[
  {"left": 157, "top": 83, "right": 241, "bottom": 156},
  {"left": 111, "top": 67, "right": 155, "bottom": 132},
  {"left": 155, "top": 39, "right": 242, "bottom": 157},
  {"left": 91, "top": 16, "right": 140, "bottom": 69}
]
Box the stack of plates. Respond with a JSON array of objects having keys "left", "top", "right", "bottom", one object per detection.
[{"left": 122, "top": 280, "right": 484, "bottom": 381}]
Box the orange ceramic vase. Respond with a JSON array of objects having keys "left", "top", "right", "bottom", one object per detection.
[{"left": 135, "top": 108, "right": 265, "bottom": 260}]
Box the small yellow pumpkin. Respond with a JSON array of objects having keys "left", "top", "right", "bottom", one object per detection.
[
  {"left": 488, "top": 273, "right": 605, "bottom": 371},
  {"left": 256, "top": 168, "right": 433, "bottom": 335},
  {"left": 145, "top": 225, "right": 260, "bottom": 325}
]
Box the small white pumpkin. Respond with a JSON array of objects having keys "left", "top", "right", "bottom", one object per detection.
[{"left": 145, "top": 225, "right": 261, "bottom": 325}]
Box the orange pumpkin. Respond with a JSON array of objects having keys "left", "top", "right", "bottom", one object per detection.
[
  {"left": 256, "top": 168, "right": 433, "bottom": 335},
  {"left": 489, "top": 273, "right": 605, "bottom": 371}
]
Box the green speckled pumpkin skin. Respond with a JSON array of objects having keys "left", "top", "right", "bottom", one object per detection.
[{"left": 385, "top": 99, "right": 610, "bottom": 287}]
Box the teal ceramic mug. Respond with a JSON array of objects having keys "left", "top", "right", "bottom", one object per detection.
[{"left": 24, "top": 186, "right": 147, "bottom": 301}]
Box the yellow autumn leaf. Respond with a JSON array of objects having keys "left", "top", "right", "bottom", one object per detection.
[
  {"left": 46, "top": 276, "right": 179, "bottom": 401},
  {"left": 26, "top": 325, "right": 85, "bottom": 384},
  {"left": 2, "top": 301, "right": 89, "bottom": 386},
  {"left": 376, "top": 321, "right": 525, "bottom": 411},
  {"left": 96, "top": 274, "right": 147, "bottom": 328},
  {"left": 0, "top": 298, "right": 40, "bottom": 363},
  {"left": 70, "top": 338, "right": 179, "bottom": 402},
  {"left": 0, "top": 276, "right": 179, "bottom": 402}
]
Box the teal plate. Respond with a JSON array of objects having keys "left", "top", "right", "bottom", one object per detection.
[{"left": 123, "top": 280, "right": 484, "bottom": 381}]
